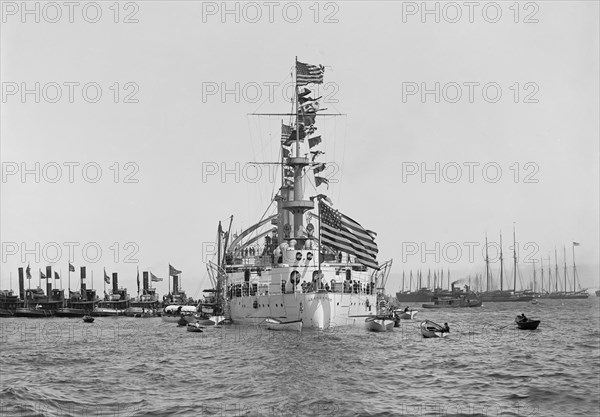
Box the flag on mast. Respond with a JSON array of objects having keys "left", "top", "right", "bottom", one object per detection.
[
  {"left": 318, "top": 201, "right": 379, "bottom": 270},
  {"left": 169, "top": 264, "right": 182, "bottom": 276},
  {"left": 150, "top": 272, "right": 163, "bottom": 282},
  {"left": 296, "top": 61, "right": 324, "bottom": 86},
  {"left": 26, "top": 264, "right": 32, "bottom": 279},
  {"left": 136, "top": 267, "right": 140, "bottom": 293},
  {"left": 104, "top": 268, "right": 110, "bottom": 284},
  {"left": 54, "top": 272, "right": 60, "bottom": 280},
  {"left": 573, "top": 242, "right": 580, "bottom": 246},
  {"left": 40, "top": 270, "right": 47, "bottom": 279},
  {"left": 69, "top": 263, "right": 75, "bottom": 272}
]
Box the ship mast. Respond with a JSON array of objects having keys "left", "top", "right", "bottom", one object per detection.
[
  {"left": 540, "top": 257, "right": 544, "bottom": 294},
  {"left": 512, "top": 224, "right": 517, "bottom": 294},
  {"left": 563, "top": 245, "right": 567, "bottom": 295},
  {"left": 554, "top": 247, "right": 559, "bottom": 293},
  {"left": 485, "top": 234, "right": 490, "bottom": 292},
  {"left": 499, "top": 231, "right": 504, "bottom": 292},
  {"left": 572, "top": 242, "right": 577, "bottom": 294}
]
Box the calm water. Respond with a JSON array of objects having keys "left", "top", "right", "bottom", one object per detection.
[{"left": 1, "top": 298, "right": 599, "bottom": 417}]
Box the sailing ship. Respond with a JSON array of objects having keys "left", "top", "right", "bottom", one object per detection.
[
  {"left": 545, "top": 242, "right": 589, "bottom": 299},
  {"left": 205, "top": 59, "right": 391, "bottom": 330},
  {"left": 480, "top": 229, "right": 532, "bottom": 302}
]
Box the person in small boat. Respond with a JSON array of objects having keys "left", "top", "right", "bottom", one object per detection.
[
  {"left": 404, "top": 307, "right": 409, "bottom": 313},
  {"left": 443, "top": 323, "right": 450, "bottom": 333},
  {"left": 520, "top": 313, "right": 527, "bottom": 321}
]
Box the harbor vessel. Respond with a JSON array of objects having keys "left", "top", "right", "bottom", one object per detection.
[
  {"left": 515, "top": 314, "right": 540, "bottom": 330},
  {"left": 205, "top": 59, "right": 391, "bottom": 329},
  {"left": 422, "top": 284, "right": 482, "bottom": 308},
  {"left": 480, "top": 230, "right": 532, "bottom": 302},
  {"left": 420, "top": 320, "right": 449, "bottom": 338},
  {"left": 92, "top": 272, "right": 130, "bottom": 316}
]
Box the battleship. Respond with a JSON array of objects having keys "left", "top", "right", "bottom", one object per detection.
[{"left": 205, "top": 59, "right": 391, "bottom": 329}]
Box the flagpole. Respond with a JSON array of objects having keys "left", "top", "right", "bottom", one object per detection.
[
  {"left": 68, "top": 261, "right": 71, "bottom": 293},
  {"left": 91, "top": 270, "right": 94, "bottom": 291}
]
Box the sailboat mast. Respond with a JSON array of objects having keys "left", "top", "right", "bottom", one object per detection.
[
  {"left": 572, "top": 243, "right": 577, "bottom": 294},
  {"left": 554, "top": 248, "right": 559, "bottom": 293},
  {"left": 512, "top": 224, "right": 517, "bottom": 293},
  {"left": 540, "top": 257, "right": 544, "bottom": 294},
  {"left": 563, "top": 245, "right": 567, "bottom": 294},
  {"left": 532, "top": 261, "right": 536, "bottom": 293},
  {"left": 499, "top": 231, "right": 504, "bottom": 292},
  {"left": 485, "top": 235, "right": 490, "bottom": 292},
  {"left": 402, "top": 271, "right": 405, "bottom": 293}
]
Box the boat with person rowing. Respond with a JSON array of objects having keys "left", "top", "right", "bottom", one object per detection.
[
  {"left": 515, "top": 315, "right": 540, "bottom": 330},
  {"left": 420, "top": 320, "right": 449, "bottom": 338},
  {"left": 204, "top": 59, "right": 393, "bottom": 330}
]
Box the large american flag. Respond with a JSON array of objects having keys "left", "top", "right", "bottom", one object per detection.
[
  {"left": 296, "top": 61, "right": 324, "bottom": 86},
  {"left": 319, "top": 201, "right": 379, "bottom": 270}
]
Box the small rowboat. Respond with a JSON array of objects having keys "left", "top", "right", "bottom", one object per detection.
[
  {"left": 186, "top": 323, "right": 204, "bottom": 332},
  {"left": 420, "top": 320, "right": 449, "bottom": 338},
  {"left": 394, "top": 309, "right": 418, "bottom": 320},
  {"left": 83, "top": 315, "right": 94, "bottom": 323},
  {"left": 365, "top": 316, "right": 395, "bottom": 332},
  {"left": 265, "top": 318, "right": 303, "bottom": 332},
  {"left": 515, "top": 316, "right": 540, "bottom": 330}
]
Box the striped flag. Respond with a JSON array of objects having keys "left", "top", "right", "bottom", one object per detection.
[
  {"left": 319, "top": 201, "right": 379, "bottom": 270},
  {"left": 296, "top": 61, "right": 324, "bottom": 86},
  {"left": 281, "top": 124, "right": 292, "bottom": 142}
]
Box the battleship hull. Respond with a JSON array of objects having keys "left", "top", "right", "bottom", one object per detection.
[{"left": 229, "top": 291, "right": 377, "bottom": 329}]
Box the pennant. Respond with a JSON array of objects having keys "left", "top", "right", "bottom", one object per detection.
[
  {"left": 69, "top": 263, "right": 75, "bottom": 272},
  {"left": 282, "top": 146, "right": 291, "bottom": 158},
  {"left": 308, "top": 136, "right": 322, "bottom": 148},
  {"left": 296, "top": 61, "right": 324, "bottom": 86},
  {"left": 150, "top": 272, "right": 163, "bottom": 282},
  {"left": 40, "top": 270, "right": 47, "bottom": 279},
  {"left": 54, "top": 272, "right": 60, "bottom": 280},
  {"left": 284, "top": 127, "right": 306, "bottom": 146},
  {"left": 104, "top": 268, "right": 110, "bottom": 284},
  {"left": 298, "top": 88, "right": 312, "bottom": 99},
  {"left": 310, "top": 150, "right": 324, "bottom": 161},
  {"left": 169, "top": 264, "right": 182, "bottom": 276},
  {"left": 315, "top": 176, "right": 329, "bottom": 188},
  {"left": 26, "top": 264, "right": 32, "bottom": 279},
  {"left": 309, "top": 194, "right": 333, "bottom": 205},
  {"left": 313, "top": 163, "right": 326, "bottom": 174},
  {"left": 573, "top": 242, "right": 580, "bottom": 246},
  {"left": 136, "top": 267, "right": 140, "bottom": 293}
]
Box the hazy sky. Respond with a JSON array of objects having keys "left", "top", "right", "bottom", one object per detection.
[{"left": 1, "top": 1, "right": 598, "bottom": 297}]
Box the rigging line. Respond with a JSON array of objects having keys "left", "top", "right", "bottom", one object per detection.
[{"left": 251, "top": 72, "right": 294, "bottom": 115}]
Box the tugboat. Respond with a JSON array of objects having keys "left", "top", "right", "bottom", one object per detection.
[
  {"left": 127, "top": 271, "right": 161, "bottom": 317},
  {"left": 205, "top": 59, "right": 392, "bottom": 329},
  {"left": 422, "top": 283, "right": 482, "bottom": 309},
  {"left": 93, "top": 272, "right": 130, "bottom": 316},
  {"left": 55, "top": 267, "right": 98, "bottom": 317}
]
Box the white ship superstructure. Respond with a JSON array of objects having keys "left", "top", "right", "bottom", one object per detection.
[{"left": 206, "top": 59, "right": 391, "bottom": 329}]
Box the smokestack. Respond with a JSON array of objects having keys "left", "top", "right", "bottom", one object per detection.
[
  {"left": 80, "top": 267, "right": 87, "bottom": 301},
  {"left": 112, "top": 272, "right": 118, "bottom": 293},
  {"left": 18, "top": 267, "right": 25, "bottom": 300},
  {"left": 46, "top": 266, "right": 52, "bottom": 298},
  {"left": 172, "top": 275, "right": 179, "bottom": 294},
  {"left": 143, "top": 271, "right": 149, "bottom": 292}
]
